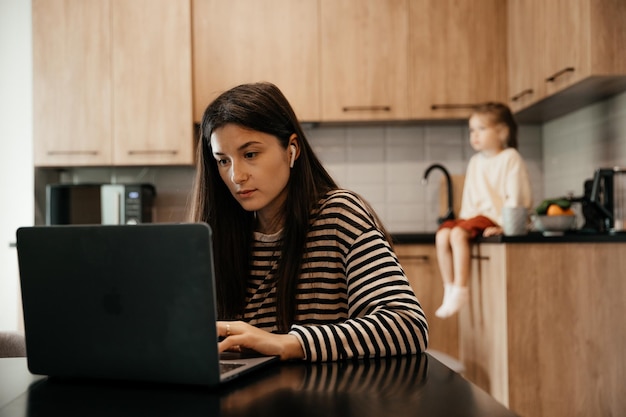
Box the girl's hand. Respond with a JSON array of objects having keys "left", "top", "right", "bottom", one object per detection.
[
  {"left": 482, "top": 226, "right": 503, "bottom": 237},
  {"left": 217, "top": 320, "right": 305, "bottom": 361}
]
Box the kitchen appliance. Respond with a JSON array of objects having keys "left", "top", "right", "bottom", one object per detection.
[
  {"left": 569, "top": 167, "right": 626, "bottom": 232},
  {"left": 46, "top": 183, "right": 156, "bottom": 225}
]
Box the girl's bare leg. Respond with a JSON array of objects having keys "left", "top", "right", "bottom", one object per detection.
[{"left": 436, "top": 226, "right": 470, "bottom": 318}]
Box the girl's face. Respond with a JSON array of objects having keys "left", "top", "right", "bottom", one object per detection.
[
  {"left": 210, "top": 124, "right": 296, "bottom": 223},
  {"left": 468, "top": 113, "right": 508, "bottom": 155}
]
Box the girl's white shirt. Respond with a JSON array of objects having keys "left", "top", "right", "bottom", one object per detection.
[{"left": 459, "top": 148, "right": 533, "bottom": 226}]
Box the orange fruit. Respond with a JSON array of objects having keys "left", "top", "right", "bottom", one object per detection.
[{"left": 546, "top": 204, "right": 574, "bottom": 216}]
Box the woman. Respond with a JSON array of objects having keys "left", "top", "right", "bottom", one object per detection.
[{"left": 189, "top": 82, "right": 428, "bottom": 361}]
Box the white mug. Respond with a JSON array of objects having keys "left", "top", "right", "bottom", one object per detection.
[{"left": 502, "top": 206, "right": 528, "bottom": 236}]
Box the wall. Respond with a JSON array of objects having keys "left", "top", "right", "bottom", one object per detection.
[
  {"left": 0, "top": 0, "right": 33, "bottom": 332},
  {"left": 50, "top": 122, "right": 544, "bottom": 234},
  {"left": 543, "top": 90, "right": 626, "bottom": 197}
]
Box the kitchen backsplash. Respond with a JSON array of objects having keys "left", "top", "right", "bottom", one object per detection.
[
  {"left": 36, "top": 122, "right": 544, "bottom": 233},
  {"left": 542, "top": 90, "right": 626, "bottom": 199}
]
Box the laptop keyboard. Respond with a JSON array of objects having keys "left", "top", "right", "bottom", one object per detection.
[{"left": 220, "top": 361, "right": 245, "bottom": 374}]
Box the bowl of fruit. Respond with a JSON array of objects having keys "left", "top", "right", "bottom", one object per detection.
[{"left": 532, "top": 199, "right": 577, "bottom": 235}]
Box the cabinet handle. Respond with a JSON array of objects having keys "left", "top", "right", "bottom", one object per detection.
[
  {"left": 47, "top": 150, "right": 99, "bottom": 156},
  {"left": 430, "top": 104, "right": 479, "bottom": 111},
  {"left": 127, "top": 150, "right": 179, "bottom": 155},
  {"left": 545, "top": 67, "right": 575, "bottom": 83},
  {"left": 510, "top": 89, "right": 534, "bottom": 102},
  {"left": 342, "top": 105, "right": 391, "bottom": 112},
  {"left": 470, "top": 255, "right": 489, "bottom": 261}
]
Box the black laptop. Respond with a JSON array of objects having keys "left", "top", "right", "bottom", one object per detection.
[{"left": 15, "top": 223, "right": 278, "bottom": 386}]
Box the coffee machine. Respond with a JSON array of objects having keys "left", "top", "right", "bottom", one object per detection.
[{"left": 570, "top": 168, "right": 626, "bottom": 233}]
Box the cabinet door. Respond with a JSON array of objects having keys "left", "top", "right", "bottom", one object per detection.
[
  {"left": 192, "top": 0, "right": 319, "bottom": 123},
  {"left": 320, "top": 0, "right": 409, "bottom": 122},
  {"left": 507, "top": 0, "right": 546, "bottom": 112},
  {"left": 112, "top": 0, "right": 193, "bottom": 166},
  {"left": 459, "top": 244, "right": 509, "bottom": 407},
  {"left": 395, "top": 244, "right": 458, "bottom": 358},
  {"left": 33, "top": 0, "right": 113, "bottom": 167},
  {"left": 543, "top": 0, "right": 589, "bottom": 95},
  {"left": 409, "top": 0, "right": 507, "bottom": 120}
]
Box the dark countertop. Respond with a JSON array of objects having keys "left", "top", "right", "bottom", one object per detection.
[{"left": 392, "top": 231, "right": 626, "bottom": 244}]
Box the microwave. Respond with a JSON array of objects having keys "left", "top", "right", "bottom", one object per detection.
[{"left": 46, "top": 183, "right": 156, "bottom": 225}]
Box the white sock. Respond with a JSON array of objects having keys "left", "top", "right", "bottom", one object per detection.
[
  {"left": 435, "top": 285, "right": 469, "bottom": 319},
  {"left": 435, "top": 284, "right": 453, "bottom": 318}
]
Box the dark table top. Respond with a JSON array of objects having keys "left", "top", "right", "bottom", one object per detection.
[{"left": 0, "top": 354, "right": 518, "bottom": 417}]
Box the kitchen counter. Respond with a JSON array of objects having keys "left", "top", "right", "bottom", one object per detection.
[{"left": 392, "top": 230, "right": 626, "bottom": 244}]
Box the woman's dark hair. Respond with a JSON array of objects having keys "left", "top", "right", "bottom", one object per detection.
[
  {"left": 188, "top": 82, "right": 340, "bottom": 331},
  {"left": 473, "top": 102, "right": 518, "bottom": 149}
]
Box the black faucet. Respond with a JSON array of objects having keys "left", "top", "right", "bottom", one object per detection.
[{"left": 422, "top": 163, "right": 455, "bottom": 224}]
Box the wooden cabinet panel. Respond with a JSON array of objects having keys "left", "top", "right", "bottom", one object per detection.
[
  {"left": 509, "top": 0, "right": 626, "bottom": 120},
  {"left": 459, "top": 244, "right": 509, "bottom": 406},
  {"left": 507, "top": 0, "right": 546, "bottom": 112},
  {"left": 459, "top": 242, "right": 626, "bottom": 417},
  {"left": 319, "top": 0, "right": 409, "bottom": 122},
  {"left": 33, "top": 0, "right": 113, "bottom": 166},
  {"left": 192, "top": 0, "right": 319, "bottom": 122},
  {"left": 409, "top": 0, "right": 507, "bottom": 120},
  {"left": 33, "top": 0, "right": 193, "bottom": 167},
  {"left": 543, "top": 0, "right": 589, "bottom": 95},
  {"left": 395, "top": 244, "right": 458, "bottom": 359},
  {"left": 112, "top": 0, "right": 193, "bottom": 166}
]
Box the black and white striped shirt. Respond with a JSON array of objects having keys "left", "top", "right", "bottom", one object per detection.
[{"left": 244, "top": 190, "right": 428, "bottom": 361}]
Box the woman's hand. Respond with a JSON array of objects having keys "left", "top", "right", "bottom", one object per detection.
[
  {"left": 217, "top": 320, "right": 305, "bottom": 361},
  {"left": 482, "top": 226, "right": 503, "bottom": 237}
]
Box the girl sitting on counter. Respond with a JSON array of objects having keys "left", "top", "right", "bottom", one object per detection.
[
  {"left": 434, "top": 103, "right": 532, "bottom": 319},
  {"left": 188, "top": 82, "right": 428, "bottom": 361}
]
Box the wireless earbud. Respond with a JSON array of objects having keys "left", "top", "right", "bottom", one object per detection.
[{"left": 289, "top": 144, "right": 296, "bottom": 168}]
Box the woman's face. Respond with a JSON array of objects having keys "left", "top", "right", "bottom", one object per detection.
[
  {"left": 468, "top": 114, "right": 508, "bottom": 155},
  {"left": 210, "top": 124, "right": 294, "bottom": 221}
]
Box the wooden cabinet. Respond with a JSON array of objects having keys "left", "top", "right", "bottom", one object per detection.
[
  {"left": 459, "top": 244, "right": 509, "bottom": 405},
  {"left": 319, "top": 0, "right": 409, "bottom": 122},
  {"left": 33, "top": 0, "right": 193, "bottom": 167},
  {"left": 395, "top": 244, "right": 458, "bottom": 359},
  {"left": 33, "top": 0, "right": 113, "bottom": 166},
  {"left": 507, "top": 0, "right": 545, "bottom": 112},
  {"left": 459, "top": 242, "right": 626, "bottom": 417},
  {"left": 192, "top": 0, "right": 320, "bottom": 123},
  {"left": 508, "top": 0, "right": 626, "bottom": 121},
  {"left": 409, "top": 0, "right": 507, "bottom": 120}
]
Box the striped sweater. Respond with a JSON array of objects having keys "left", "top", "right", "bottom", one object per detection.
[{"left": 244, "top": 190, "right": 428, "bottom": 361}]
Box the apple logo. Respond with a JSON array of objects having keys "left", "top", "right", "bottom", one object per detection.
[{"left": 102, "top": 288, "right": 123, "bottom": 315}]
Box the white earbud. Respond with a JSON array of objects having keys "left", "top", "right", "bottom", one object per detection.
[{"left": 289, "top": 145, "right": 296, "bottom": 168}]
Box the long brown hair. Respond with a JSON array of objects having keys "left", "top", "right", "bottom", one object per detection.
[{"left": 188, "top": 82, "right": 339, "bottom": 331}]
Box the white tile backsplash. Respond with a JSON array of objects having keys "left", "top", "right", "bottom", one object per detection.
[{"left": 543, "top": 90, "right": 626, "bottom": 198}]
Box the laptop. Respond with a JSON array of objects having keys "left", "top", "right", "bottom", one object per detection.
[{"left": 15, "top": 223, "right": 278, "bottom": 387}]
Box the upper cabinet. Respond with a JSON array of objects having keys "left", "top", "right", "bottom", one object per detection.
[
  {"left": 508, "top": 0, "right": 626, "bottom": 121},
  {"left": 319, "top": 0, "right": 409, "bottom": 122},
  {"left": 409, "top": 0, "right": 507, "bottom": 120},
  {"left": 507, "top": 0, "right": 545, "bottom": 112},
  {"left": 33, "top": 0, "right": 194, "bottom": 167},
  {"left": 192, "top": 0, "right": 320, "bottom": 123},
  {"left": 33, "top": 0, "right": 113, "bottom": 166}
]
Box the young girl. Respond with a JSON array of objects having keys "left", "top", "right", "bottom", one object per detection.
[
  {"left": 434, "top": 102, "right": 532, "bottom": 319},
  {"left": 189, "top": 82, "right": 428, "bottom": 361}
]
